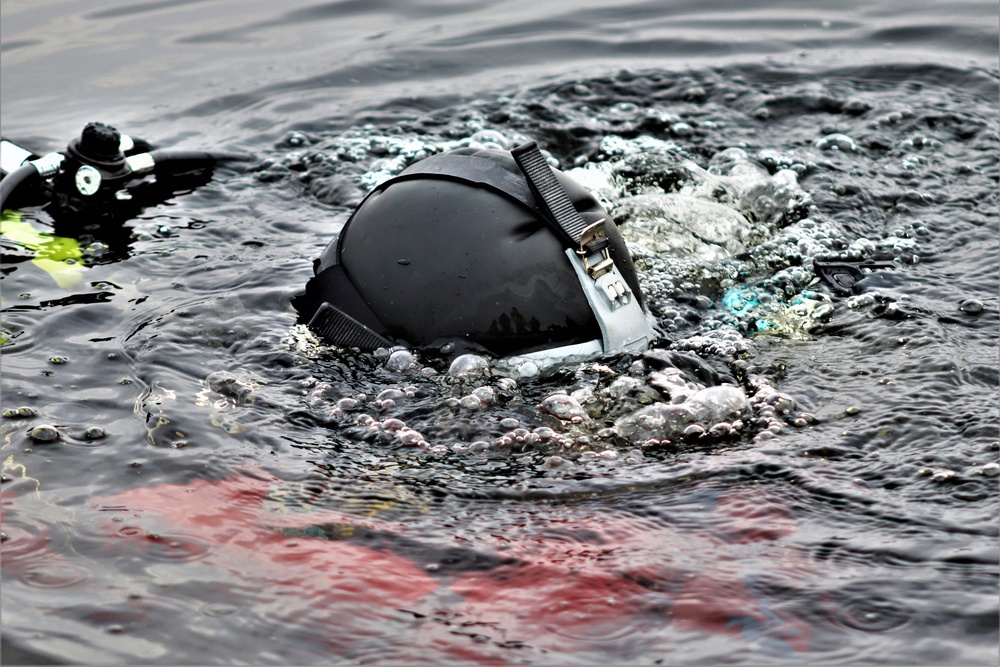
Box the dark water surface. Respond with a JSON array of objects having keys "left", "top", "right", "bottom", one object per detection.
[{"left": 1, "top": 1, "right": 998, "bottom": 665}]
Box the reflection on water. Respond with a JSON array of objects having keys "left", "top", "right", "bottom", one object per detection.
[{"left": 2, "top": 0, "right": 998, "bottom": 665}]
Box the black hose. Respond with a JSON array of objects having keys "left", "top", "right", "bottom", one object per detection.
[
  {"left": 148, "top": 149, "right": 252, "bottom": 173},
  {"left": 0, "top": 163, "right": 39, "bottom": 213}
]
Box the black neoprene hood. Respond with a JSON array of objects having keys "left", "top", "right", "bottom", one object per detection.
[{"left": 296, "top": 145, "right": 647, "bottom": 357}]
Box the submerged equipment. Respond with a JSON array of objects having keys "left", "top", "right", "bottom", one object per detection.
[
  {"left": 812, "top": 259, "right": 898, "bottom": 296},
  {"left": 0, "top": 122, "right": 246, "bottom": 213},
  {"left": 296, "top": 141, "right": 653, "bottom": 360}
]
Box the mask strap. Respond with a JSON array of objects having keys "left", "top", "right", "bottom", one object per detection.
[{"left": 512, "top": 141, "right": 615, "bottom": 280}]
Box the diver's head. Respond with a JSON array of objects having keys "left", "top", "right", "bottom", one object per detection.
[{"left": 295, "top": 141, "right": 652, "bottom": 362}]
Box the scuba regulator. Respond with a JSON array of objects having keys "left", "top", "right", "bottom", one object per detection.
[{"left": 0, "top": 122, "right": 247, "bottom": 214}]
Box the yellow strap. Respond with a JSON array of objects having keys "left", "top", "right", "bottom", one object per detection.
[{"left": 1, "top": 210, "right": 86, "bottom": 287}]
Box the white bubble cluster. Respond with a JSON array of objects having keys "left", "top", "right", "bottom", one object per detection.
[{"left": 615, "top": 385, "right": 749, "bottom": 445}]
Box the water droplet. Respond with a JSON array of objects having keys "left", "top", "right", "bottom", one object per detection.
[{"left": 838, "top": 594, "right": 911, "bottom": 632}]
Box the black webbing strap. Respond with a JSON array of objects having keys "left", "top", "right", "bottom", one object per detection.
[
  {"left": 367, "top": 153, "right": 553, "bottom": 232},
  {"left": 395, "top": 153, "right": 541, "bottom": 216},
  {"left": 365, "top": 143, "right": 601, "bottom": 253},
  {"left": 309, "top": 303, "right": 393, "bottom": 350},
  {"left": 511, "top": 141, "right": 591, "bottom": 248}
]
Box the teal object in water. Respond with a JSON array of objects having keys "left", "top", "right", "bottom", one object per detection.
[{"left": 723, "top": 287, "right": 774, "bottom": 331}]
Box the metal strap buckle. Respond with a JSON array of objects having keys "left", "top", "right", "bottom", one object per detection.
[{"left": 577, "top": 219, "right": 614, "bottom": 279}]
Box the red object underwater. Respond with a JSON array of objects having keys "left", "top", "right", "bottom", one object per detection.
[{"left": 2, "top": 468, "right": 811, "bottom": 662}]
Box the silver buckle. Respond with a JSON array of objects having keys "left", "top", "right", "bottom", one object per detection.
[
  {"left": 564, "top": 248, "right": 651, "bottom": 355},
  {"left": 577, "top": 219, "right": 615, "bottom": 279}
]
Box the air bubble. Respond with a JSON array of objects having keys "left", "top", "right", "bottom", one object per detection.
[
  {"left": 683, "top": 424, "right": 705, "bottom": 438},
  {"left": 28, "top": 425, "right": 59, "bottom": 443},
  {"left": 337, "top": 397, "right": 360, "bottom": 411},
  {"left": 449, "top": 354, "right": 489, "bottom": 377},
  {"left": 814, "top": 134, "right": 858, "bottom": 152},
  {"left": 533, "top": 427, "right": 556, "bottom": 441},
  {"left": 978, "top": 463, "right": 999, "bottom": 477},
  {"left": 708, "top": 422, "right": 732, "bottom": 437},
  {"left": 396, "top": 429, "right": 424, "bottom": 446},
  {"left": 283, "top": 131, "right": 308, "bottom": 147},
  {"left": 470, "top": 129, "right": 509, "bottom": 149},
  {"left": 386, "top": 350, "right": 416, "bottom": 372},
  {"left": 381, "top": 418, "right": 405, "bottom": 432},
  {"left": 377, "top": 388, "right": 405, "bottom": 401},
  {"left": 543, "top": 456, "right": 568, "bottom": 470},
  {"left": 671, "top": 122, "right": 693, "bottom": 137},
  {"left": 959, "top": 299, "right": 984, "bottom": 315},
  {"left": 460, "top": 395, "right": 484, "bottom": 410},
  {"left": 472, "top": 386, "right": 495, "bottom": 405},
  {"left": 515, "top": 360, "right": 539, "bottom": 379},
  {"left": 540, "top": 394, "right": 588, "bottom": 422}
]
